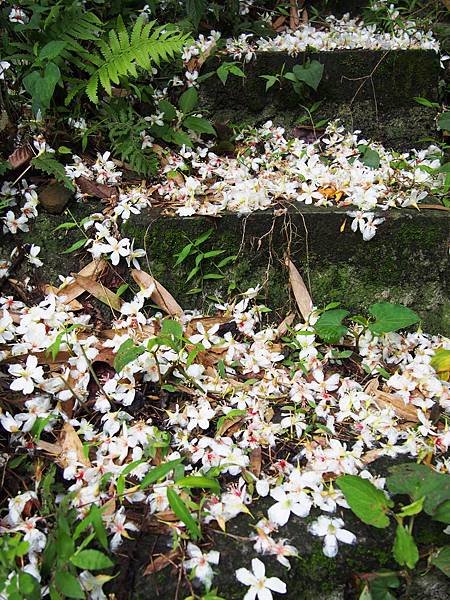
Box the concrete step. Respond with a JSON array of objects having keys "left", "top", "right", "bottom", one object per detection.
[
  {"left": 200, "top": 49, "right": 440, "bottom": 148},
  {"left": 4, "top": 202, "right": 446, "bottom": 334}
]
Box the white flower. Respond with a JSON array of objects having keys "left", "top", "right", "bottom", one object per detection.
[
  {"left": 27, "top": 245, "right": 43, "bottom": 267},
  {"left": 268, "top": 488, "right": 312, "bottom": 525},
  {"left": 308, "top": 516, "right": 356, "bottom": 557},
  {"left": 0, "top": 61, "right": 11, "bottom": 80},
  {"left": 184, "top": 543, "right": 220, "bottom": 590},
  {"left": 236, "top": 558, "right": 286, "bottom": 600},
  {"left": 8, "top": 355, "right": 44, "bottom": 394}
]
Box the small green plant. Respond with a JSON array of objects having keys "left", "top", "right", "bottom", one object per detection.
[
  {"left": 173, "top": 228, "right": 237, "bottom": 295},
  {"left": 0, "top": 534, "right": 41, "bottom": 600},
  {"left": 336, "top": 463, "right": 450, "bottom": 596},
  {"left": 216, "top": 62, "right": 246, "bottom": 85},
  {"left": 284, "top": 59, "right": 324, "bottom": 98},
  {"left": 314, "top": 302, "right": 421, "bottom": 344}
]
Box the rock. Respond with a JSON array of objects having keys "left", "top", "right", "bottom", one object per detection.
[{"left": 38, "top": 182, "right": 73, "bottom": 215}]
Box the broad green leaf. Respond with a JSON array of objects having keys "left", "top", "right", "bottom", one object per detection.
[
  {"left": 39, "top": 41, "right": 66, "bottom": 61},
  {"left": 368, "top": 303, "right": 420, "bottom": 335},
  {"left": 159, "top": 99, "right": 177, "bottom": 122},
  {"left": 70, "top": 549, "right": 113, "bottom": 570},
  {"left": 368, "top": 572, "right": 400, "bottom": 600},
  {"left": 387, "top": 464, "right": 450, "bottom": 522},
  {"left": 54, "top": 571, "right": 84, "bottom": 599},
  {"left": 139, "top": 459, "right": 183, "bottom": 489},
  {"left": 393, "top": 523, "right": 419, "bottom": 569},
  {"left": 336, "top": 475, "right": 393, "bottom": 528},
  {"left": 186, "top": 0, "right": 206, "bottom": 27},
  {"left": 167, "top": 487, "right": 201, "bottom": 539},
  {"left": 438, "top": 112, "right": 450, "bottom": 132},
  {"left": 314, "top": 309, "right": 349, "bottom": 343},
  {"left": 18, "top": 572, "right": 41, "bottom": 600},
  {"left": 184, "top": 116, "right": 216, "bottom": 135},
  {"left": 177, "top": 476, "right": 220, "bottom": 494},
  {"left": 23, "top": 62, "right": 61, "bottom": 115},
  {"left": 179, "top": 87, "right": 198, "bottom": 113},
  {"left": 431, "top": 546, "right": 450, "bottom": 577},
  {"left": 292, "top": 60, "right": 324, "bottom": 91},
  {"left": 114, "top": 339, "right": 146, "bottom": 372},
  {"left": 161, "top": 319, "right": 183, "bottom": 340},
  {"left": 359, "top": 146, "right": 380, "bottom": 169}
]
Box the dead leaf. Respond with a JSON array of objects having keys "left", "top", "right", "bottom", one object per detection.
[
  {"left": 216, "top": 415, "right": 245, "bottom": 437},
  {"left": 249, "top": 447, "right": 262, "bottom": 477},
  {"left": 131, "top": 269, "right": 183, "bottom": 316},
  {"left": 272, "top": 15, "right": 286, "bottom": 31},
  {"left": 289, "top": 0, "right": 300, "bottom": 30},
  {"left": 57, "top": 260, "right": 107, "bottom": 303},
  {"left": 75, "top": 176, "right": 117, "bottom": 199},
  {"left": 276, "top": 313, "right": 295, "bottom": 338},
  {"left": 8, "top": 146, "right": 33, "bottom": 170},
  {"left": 144, "top": 550, "right": 181, "bottom": 575},
  {"left": 286, "top": 257, "right": 313, "bottom": 321},
  {"left": 72, "top": 274, "right": 122, "bottom": 311},
  {"left": 36, "top": 423, "right": 90, "bottom": 469},
  {"left": 365, "top": 379, "right": 419, "bottom": 422},
  {"left": 418, "top": 204, "right": 450, "bottom": 212}
]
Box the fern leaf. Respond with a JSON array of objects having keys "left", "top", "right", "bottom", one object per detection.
[{"left": 32, "top": 154, "right": 74, "bottom": 191}]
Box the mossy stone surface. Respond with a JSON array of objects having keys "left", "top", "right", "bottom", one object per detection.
[
  {"left": 123, "top": 205, "right": 449, "bottom": 335},
  {"left": 200, "top": 49, "right": 440, "bottom": 148}
]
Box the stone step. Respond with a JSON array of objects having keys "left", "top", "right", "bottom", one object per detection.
[
  {"left": 6, "top": 202, "right": 445, "bottom": 333},
  {"left": 200, "top": 49, "right": 440, "bottom": 148}
]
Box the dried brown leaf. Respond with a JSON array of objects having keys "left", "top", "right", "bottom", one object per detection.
[
  {"left": 365, "top": 379, "right": 419, "bottom": 422},
  {"left": 57, "top": 260, "right": 107, "bottom": 303},
  {"left": 144, "top": 550, "right": 181, "bottom": 576},
  {"left": 75, "top": 176, "right": 118, "bottom": 199},
  {"left": 216, "top": 415, "right": 245, "bottom": 438},
  {"left": 249, "top": 447, "right": 262, "bottom": 477},
  {"left": 8, "top": 146, "right": 33, "bottom": 170},
  {"left": 131, "top": 269, "right": 183, "bottom": 316},
  {"left": 72, "top": 274, "right": 122, "bottom": 311},
  {"left": 286, "top": 257, "right": 313, "bottom": 321}
]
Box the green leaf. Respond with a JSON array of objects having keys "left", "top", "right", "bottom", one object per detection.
[
  {"left": 167, "top": 487, "right": 201, "bottom": 539},
  {"left": 315, "top": 309, "right": 349, "bottom": 343},
  {"left": 159, "top": 99, "right": 177, "bottom": 122},
  {"left": 39, "top": 41, "right": 67, "bottom": 61},
  {"left": 387, "top": 463, "right": 450, "bottom": 522},
  {"left": 203, "top": 273, "right": 224, "bottom": 280},
  {"left": 54, "top": 571, "right": 84, "bottom": 599},
  {"left": 292, "top": 60, "right": 324, "bottom": 91},
  {"left": 70, "top": 549, "right": 113, "bottom": 570},
  {"left": 161, "top": 319, "right": 183, "bottom": 340},
  {"left": 194, "top": 229, "right": 214, "bottom": 246},
  {"left": 431, "top": 546, "right": 450, "bottom": 577},
  {"left": 114, "top": 339, "right": 146, "bottom": 372},
  {"left": 397, "top": 497, "right": 424, "bottom": 517},
  {"left": 368, "top": 303, "right": 420, "bottom": 335},
  {"left": 139, "top": 459, "right": 183, "bottom": 489},
  {"left": 216, "top": 409, "right": 247, "bottom": 433},
  {"left": 23, "top": 62, "right": 61, "bottom": 115},
  {"left": 174, "top": 242, "right": 194, "bottom": 266},
  {"left": 179, "top": 87, "right": 198, "bottom": 113},
  {"left": 176, "top": 476, "right": 220, "bottom": 494},
  {"left": 438, "top": 112, "right": 450, "bottom": 132},
  {"left": 336, "top": 475, "right": 393, "bottom": 528},
  {"left": 18, "top": 572, "right": 41, "bottom": 600},
  {"left": 184, "top": 116, "right": 216, "bottom": 135},
  {"left": 393, "top": 523, "right": 419, "bottom": 569},
  {"left": 359, "top": 146, "right": 380, "bottom": 169},
  {"left": 186, "top": 0, "right": 206, "bottom": 27}
]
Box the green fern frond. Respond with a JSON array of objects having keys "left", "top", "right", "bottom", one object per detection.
[
  {"left": 32, "top": 154, "right": 75, "bottom": 191},
  {"left": 85, "top": 16, "right": 189, "bottom": 103}
]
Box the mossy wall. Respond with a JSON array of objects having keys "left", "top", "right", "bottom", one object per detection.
[{"left": 200, "top": 49, "right": 440, "bottom": 148}]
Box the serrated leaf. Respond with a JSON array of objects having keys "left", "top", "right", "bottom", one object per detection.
[
  {"left": 431, "top": 546, "right": 450, "bottom": 576},
  {"left": 393, "top": 523, "right": 419, "bottom": 569},
  {"left": 114, "top": 339, "right": 146, "bottom": 372},
  {"left": 368, "top": 303, "right": 420, "bottom": 335},
  {"left": 292, "top": 60, "right": 324, "bottom": 91},
  {"left": 167, "top": 487, "right": 201, "bottom": 539},
  {"left": 315, "top": 309, "right": 349, "bottom": 343},
  {"left": 179, "top": 87, "right": 198, "bottom": 113},
  {"left": 337, "top": 475, "right": 393, "bottom": 528},
  {"left": 54, "top": 571, "right": 84, "bottom": 599}
]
